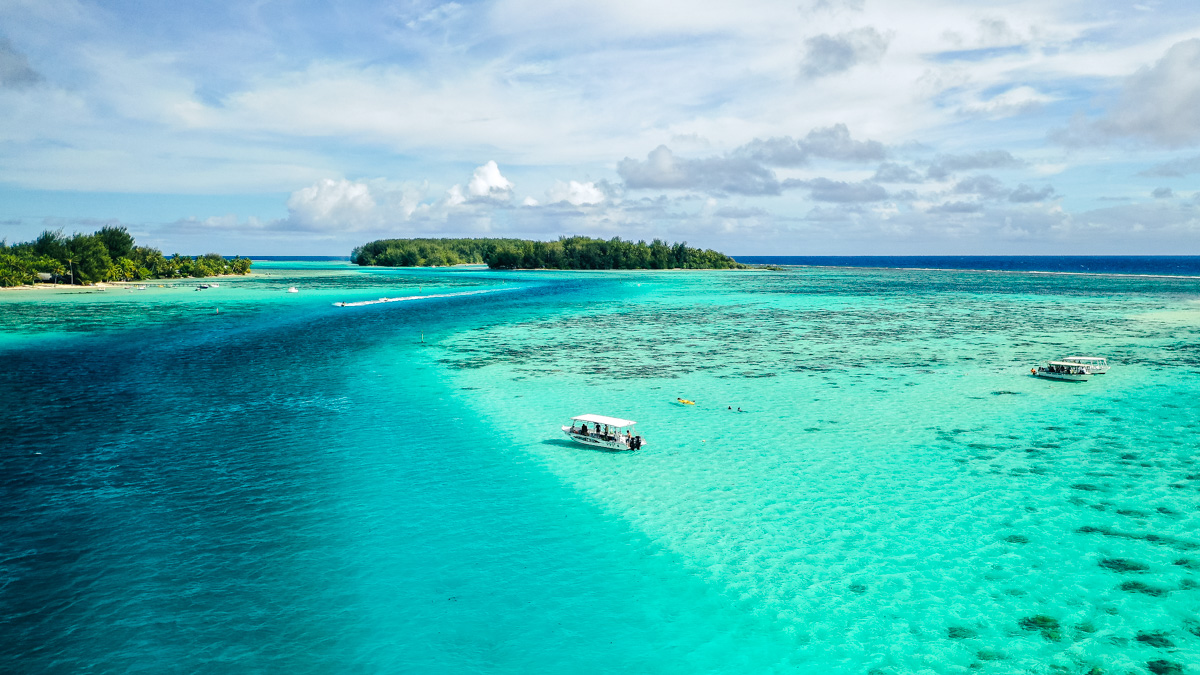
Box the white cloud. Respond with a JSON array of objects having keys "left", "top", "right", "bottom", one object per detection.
[
  {"left": 799, "top": 27, "right": 891, "bottom": 79},
  {"left": 959, "top": 85, "right": 1055, "bottom": 118},
  {"left": 1055, "top": 38, "right": 1200, "bottom": 148},
  {"left": 1100, "top": 38, "right": 1200, "bottom": 147},
  {"left": 546, "top": 180, "right": 606, "bottom": 206},
  {"left": 286, "top": 178, "right": 382, "bottom": 230},
  {"left": 466, "top": 160, "right": 514, "bottom": 200}
]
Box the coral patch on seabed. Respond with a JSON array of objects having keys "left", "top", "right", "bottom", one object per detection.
[
  {"left": 1119, "top": 581, "right": 1169, "bottom": 597},
  {"left": 1098, "top": 557, "right": 1149, "bottom": 573},
  {"left": 1147, "top": 659, "right": 1184, "bottom": 675},
  {"left": 1018, "top": 615, "right": 1063, "bottom": 641},
  {"left": 1136, "top": 631, "right": 1174, "bottom": 648}
]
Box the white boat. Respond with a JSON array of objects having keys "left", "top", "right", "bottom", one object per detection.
[
  {"left": 562, "top": 414, "right": 646, "bottom": 451},
  {"left": 1060, "top": 356, "right": 1109, "bottom": 374},
  {"left": 287, "top": 287, "right": 299, "bottom": 293},
  {"left": 1032, "top": 361, "right": 1090, "bottom": 382}
]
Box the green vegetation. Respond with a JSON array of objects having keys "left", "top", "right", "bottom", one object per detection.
[
  {"left": 352, "top": 236, "right": 745, "bottom": 270},
  {"left": 0, "top": 226, "right": 252, "bottom": 287}
]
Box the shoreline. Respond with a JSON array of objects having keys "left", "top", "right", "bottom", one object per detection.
[{"left": 0, "top": 272, "right": 258, "bottom": 293}]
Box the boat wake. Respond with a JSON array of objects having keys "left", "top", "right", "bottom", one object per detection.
[{"left": 332, "top": 287, "right": 513, "bottom": 307}]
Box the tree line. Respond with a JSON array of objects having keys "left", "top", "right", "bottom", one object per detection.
[
  {"left": 352, "top": 236, "right": 745, "bottom": 270},
  {"left": 0, "top": 226, "right": 252, "bottom": 287}
]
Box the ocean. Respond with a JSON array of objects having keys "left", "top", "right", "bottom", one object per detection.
[
  {"left": 2, "top": 259, "right": 1199, "bottom": 673},
  {"left": 733, "top": 256, "right": 1200, "bottom": 277}
]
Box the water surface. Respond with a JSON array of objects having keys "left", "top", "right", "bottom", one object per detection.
[{"left": 3, "top": 262, "right": 1199, "bottom": 673}]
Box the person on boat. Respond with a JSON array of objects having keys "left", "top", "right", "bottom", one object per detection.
[{"left": 580, "top": 423, "right": 589, "bottom": 436}]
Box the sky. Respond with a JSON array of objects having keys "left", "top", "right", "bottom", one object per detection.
[{"left": 2, "top": 0, "right": 1200, "bottom": 255}]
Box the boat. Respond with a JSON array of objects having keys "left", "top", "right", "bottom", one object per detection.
[
  {"left": 562, "top": 414, "right": 646, "bottom": 451},
  {"left": 287, "top": 287, "right": 299, "bottom": 293},
  {"left": 1059, "top": 356, "right": 1109, "bottom": 374},
  {"left": 1032, "top": 361, "right": 1090, "bottom": 382},
  {"left": 676, "top": 398, "right": 695, "bottom": 405}
]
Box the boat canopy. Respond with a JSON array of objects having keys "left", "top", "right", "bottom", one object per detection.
[
  {"left": 571, "top": 414, "right": 636, "bottom": 427},
  {"left": 1048, "top": 361, "right": 1087, "bottom": 367},
  {"left": 1063, "top": 356, "right": 1106, "bottom": 362}
]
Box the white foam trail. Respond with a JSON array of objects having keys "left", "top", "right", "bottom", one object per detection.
[{"left": 332, "top": 287, "right": 513, "bottom": 307}]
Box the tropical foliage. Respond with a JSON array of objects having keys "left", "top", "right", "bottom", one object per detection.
[
  {"left": 353, "top": 236, "right": 745, "bottom": 270},
  {"left": 0, "top": 227, "right": 252, "bottom": 287}
]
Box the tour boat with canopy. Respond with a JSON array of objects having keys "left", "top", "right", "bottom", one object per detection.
[
  {"left": 1032, "top": 361, "right": 1091, "bottom": 381},
  {"left": 562, "top": 414, "right": 646, "bottom": 451},
  {"left": 1059, "top": 356, "right": 1109, "bottom": 374}
]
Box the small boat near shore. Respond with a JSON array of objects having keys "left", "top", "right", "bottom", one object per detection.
[
  {"left": 562, "top": 414, "right": 645, "bottom": 451},
  {"left": 1060, "top": 356, "right": 1109, "bottom": 374},
  {"left": 1032, "top": 361, "right": 1090, "bottom": 382}
]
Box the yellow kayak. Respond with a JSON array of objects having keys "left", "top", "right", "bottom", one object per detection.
[{"left": 676, "top": 398, "right": 696, "bottom": 405}]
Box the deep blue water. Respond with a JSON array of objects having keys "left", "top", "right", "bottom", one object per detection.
[
  {"left": 733, "top": 255, "right": 1200, "bottom": 276},
  {"left": 0, "top": 272, "right": 789, "bottom": 673}
]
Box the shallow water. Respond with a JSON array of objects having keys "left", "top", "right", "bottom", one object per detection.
[{"left": 2, "top": 263, "right": 1199, "bottom": 673}]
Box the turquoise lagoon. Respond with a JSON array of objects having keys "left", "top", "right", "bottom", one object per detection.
[{"left": 2, "top": 261, "right": 1199, "bottom": 673}]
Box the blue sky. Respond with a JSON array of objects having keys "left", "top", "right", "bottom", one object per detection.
[{"left": 2, "top": 0, "right": 1200, "bottom": 255}]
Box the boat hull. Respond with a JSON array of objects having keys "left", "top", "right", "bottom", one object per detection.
[
  {"left": 1033, "top": 370, "right": 1089, "bottom": 382},
  {"left": 561, "top": 426, "right": 643, "bottom": 451}
]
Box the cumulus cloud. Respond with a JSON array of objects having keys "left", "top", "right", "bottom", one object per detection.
[
  {"left": 617, "top": 145, "right": 781, "bottom": 195},
  {"left": 786, "top": 177, "right": 888, "bottom": 202},
  {"left": 1141, "top": 155, "right": 1200, "bottom": 177},
  {"left": 872, "top": 162, "right": 924, "bottom": 183},
  {"left": 953, "top": 174, "right": 1009, "bottom": 199},
  {"left": 286, "top": 178, "right": 380, "bottom": 230},
  {"left": 1055, "top": 39, "right": 1200, "bottom": 148},
  {"left": 1152, "top": 186, "right": 1174, "bottom": 199},
  {"left": 927, "top": 150, "right": 1024, "bottom": 180},
  {"left": 466, "top": 160, "right": 514, "bottom": 201},
  {"left": 1008, "top": 184, "right": 1057, "bottom": 202},
  {"left": 927, "top": 201, "right": 982, "bottom": 214},
  {"left": 283, "top": 161, "right": 515, "bottom": 231},
  {"left": 800, "top": 27, "right": 890, "bottom": 79},
  {"left": 733, "top": 124, "right": 886, "bottom": 167},
  {"left": 734, "top": 137, "right": 809, "bottom": 167},
  {"left": 546, "top": 180, "right": 606, "bottom": 206},
  {"left": 0, "top": 37, "right": 42, "bottom": 88},
  {"left": 798, "top": 124, "right": 887, "bottom": 162}
]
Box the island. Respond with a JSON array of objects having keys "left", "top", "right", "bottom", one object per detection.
[
  {"left": 351, "top": 236, "right": 745, "bottom": 270},
  {"left": 0, "top": 226, "right": 252, "bottom": 287}
]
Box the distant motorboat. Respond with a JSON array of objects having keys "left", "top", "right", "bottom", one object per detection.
[
  {"left": 1032, "top": 361, "right": 1090, "bottom": 382},
  {"left": 287, "top": 287, "right": 299, "bottom": 293}
]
